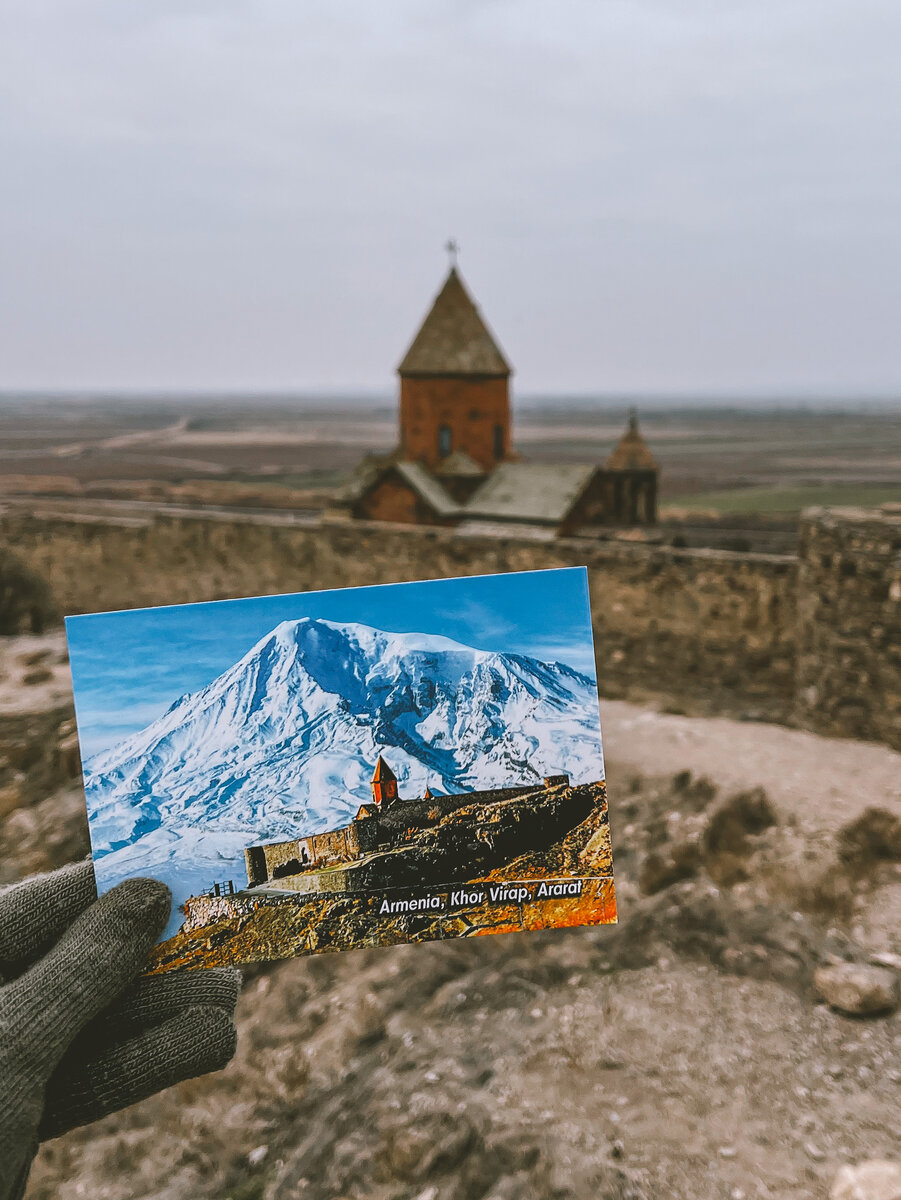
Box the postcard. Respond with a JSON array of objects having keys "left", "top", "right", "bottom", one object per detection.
[{"left": 65, "top": 567, "right": 616, "bottom": 972}]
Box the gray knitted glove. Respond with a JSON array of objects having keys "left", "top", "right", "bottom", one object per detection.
[{"left": 0, "top": 861, "right": 240, "bottom": 1200}]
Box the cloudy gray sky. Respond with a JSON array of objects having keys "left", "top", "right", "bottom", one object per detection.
[{"left": 1, "top": 1, "right": 900, "bottom": 396}]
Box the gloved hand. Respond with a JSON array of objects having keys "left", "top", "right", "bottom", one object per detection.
[{"left": 0, "top": 860, "right": 240, "bottom": 1200}]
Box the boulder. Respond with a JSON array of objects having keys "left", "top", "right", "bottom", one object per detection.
[
  {"left": 638, "top": 841, "right": 700, "bottom": 895},
  {"left": 703, "top": 787, "right": 777, "bottom": 856},
  {"left": 814, "top": 963, "right": 898, "bottom": 1016},
  {"left": 838, "top": 807, "right": 901, "bottom": 871},
  {"left": 830, "top": 1160, "right": 901, "bottom": 1200}
]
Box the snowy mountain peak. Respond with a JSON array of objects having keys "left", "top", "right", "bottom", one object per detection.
[{"left": 263, "top": 616, "right": 487, "bottom": 661}]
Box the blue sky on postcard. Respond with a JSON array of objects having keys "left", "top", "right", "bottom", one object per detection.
[{"left": 66, "top": 567, "right": 597, "bottom": 759}]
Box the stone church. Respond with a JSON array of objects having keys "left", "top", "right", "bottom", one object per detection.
[{"left": 342, "top": 262, "right": 658, "bottom": 536}]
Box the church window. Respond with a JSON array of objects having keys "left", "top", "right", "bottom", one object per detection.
[{"left": 438, "top": 424, "right": 452, "bottom": 457}]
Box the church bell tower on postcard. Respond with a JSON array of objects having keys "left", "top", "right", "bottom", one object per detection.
[{"left": 370, "top": 756, "right": 399, "bottom": 807}]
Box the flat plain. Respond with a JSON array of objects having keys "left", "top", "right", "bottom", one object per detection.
[{"left": 1, "top": 395, "right": 900, "bottom": 514}]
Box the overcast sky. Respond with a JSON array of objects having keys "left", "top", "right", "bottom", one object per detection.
[{"left": 1, "top": 1, "right": 900, "bottom": 396}]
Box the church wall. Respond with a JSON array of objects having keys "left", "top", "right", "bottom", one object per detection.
[
  {"left": 354, "top": 474, "right": 450, "bottom": 527},
  {"left": 437, "top": 473, "right": 485, "bottom": 504},
  {"left": 355, "top": 816, "right": 383, "bottom": 854},
  {"left": 399, "top": 375, "right": 509, "bottom": 471},
  {"left": 643, "top": 475, "right": 658, "bottom": 523},
  {"left": 559, "top": 469, "right": 659, "bottom": 534},
  {"left": 251, "top": 822, "right": 368, "bottom": 885},
  {"left": 260, "top": 838, "right": 304, "bottom": 881},
  {"left": 307, "top": 823, "right": 362, "bottom": 864},
  {"left": 559, "top": 472, "right": 610, "bottom": 534},
  {"left": 244, "top": 845, "right": 268, "bottom": 887},
  {"left": 617, "top": 471, "right": 657, "bottom": 526}
]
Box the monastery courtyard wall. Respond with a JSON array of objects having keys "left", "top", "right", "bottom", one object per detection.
[{"left": 2, "top": 505, "right": 898, "bottom": 750}]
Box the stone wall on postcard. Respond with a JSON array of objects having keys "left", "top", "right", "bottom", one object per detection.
[
  {"left": 2, "top": 505, "right": 899, "bottom": 748},
  {"left": 795, "top": 506, "right": 901, "bottom": 748}
]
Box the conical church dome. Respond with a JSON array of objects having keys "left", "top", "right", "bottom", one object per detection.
[{"left": 398, "top": 267, "right": 511, "bottom": 377}]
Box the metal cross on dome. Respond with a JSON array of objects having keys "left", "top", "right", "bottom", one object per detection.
[{"left": 445, "top": 238, "right": 459, "bottom": 267}]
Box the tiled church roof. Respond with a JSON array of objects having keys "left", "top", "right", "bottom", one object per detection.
[
  {"left": 397, "top": 267, "right": 511, "bottom": 377},
  {"left": 371, "top": 756, "right": 397, "bottom": 782},
  {"left": 465, "top": 463, "right": 597, "bottom": 524},
  {"left": 393, "top": 462, "right": 461, "bottom": 516},
  {"left": 433, "top": 450, "right": 485, "bottom": 477}
]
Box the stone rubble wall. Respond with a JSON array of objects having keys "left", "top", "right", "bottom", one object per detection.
[
  {"left": 181, "top": 891, "right": 258, "bottom": 932},
  {"left": 795, "top": 506, "right": 901, "bottom": 748},
  {"left": 1, "top": 504, "right": 898, "bottom": 749}
]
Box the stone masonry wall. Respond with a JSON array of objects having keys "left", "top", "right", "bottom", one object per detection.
[
  {"left": 795, "top": 507, "right": 901, "bottom": 748},
  {"left": 7, "top": 505, "right": 900, "bottom": 749},
  {"left": 0, "top": 509, "right": 799, "bottom": 725}
]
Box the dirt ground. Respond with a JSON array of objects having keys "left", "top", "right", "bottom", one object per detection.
[{"left": 6, "top": 651, "right": 897, "bottom": 1200}]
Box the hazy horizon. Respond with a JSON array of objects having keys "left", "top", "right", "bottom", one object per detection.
[{"left": 1, "top": 390, "right": 900, "bottom": 414}]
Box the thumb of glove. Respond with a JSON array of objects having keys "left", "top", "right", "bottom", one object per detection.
[{"left": 0, "top": 876, "right": 170, "bottom": 1200}]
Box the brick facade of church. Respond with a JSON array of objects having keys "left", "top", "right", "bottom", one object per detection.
[{"left": 399, "top": 375, "right": 510, "bottom": 471}]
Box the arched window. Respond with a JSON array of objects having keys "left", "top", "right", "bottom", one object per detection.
[
  {"left": 438, "top": 424, "right": 452, "bottom": 457},
  {"left": 493, "top": 424, "right": 504, "bottom": 460}
]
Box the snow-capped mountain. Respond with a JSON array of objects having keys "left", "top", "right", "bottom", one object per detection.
[{"left": 85, "top": 618, "right": 604, "bottom": 934}]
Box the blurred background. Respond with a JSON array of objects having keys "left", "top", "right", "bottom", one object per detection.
[{"left": 1, "top": 2, "right": 899, "bottom": 1198}]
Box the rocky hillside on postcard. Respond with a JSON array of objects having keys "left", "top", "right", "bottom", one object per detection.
[{"left": 148, "top": 781, "right": 614, "bottom": 972}]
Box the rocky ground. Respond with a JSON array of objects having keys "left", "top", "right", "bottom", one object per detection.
[{"left": 1, "top": 635, "right": 898, "bottom": 1199}]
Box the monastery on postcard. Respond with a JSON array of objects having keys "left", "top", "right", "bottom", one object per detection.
[{"left": 244, "top": 756, "right": 575, "bottom": 890}]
